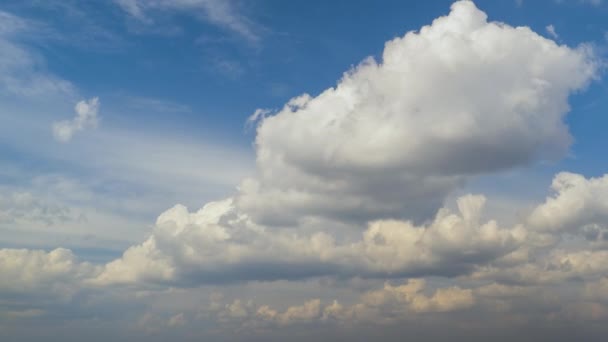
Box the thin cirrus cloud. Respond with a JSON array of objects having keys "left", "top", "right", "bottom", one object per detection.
[
  {"left": 0, "top": 10, "right": 73, "bottom": 97},
  {"left": 114, "top": 0, "right": 261, "bottom": 44}
]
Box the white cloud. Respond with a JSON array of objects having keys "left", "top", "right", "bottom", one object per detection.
[
  {"left": 546, "top": 24, "right": 559, "bottom": 39},
  {"left": 213, "top": 279, "right": 474, "bottom": 326},
  {"left": 2, "top": 2, "right": 608, "bottom": 339},
  {"left": 257, "top": 299, "right": 321, "bottom": 325},
  {"left": 92, "top": 1, "right": 599, "bottom": 288},
  {"left": 52, "top": 97, "right": 100, "bottom": 142},
  {"left": 239, "top": 0, "right": 597, "bottom": 225},
  {"left": 0, "top": 248, "right": 96, "bottom": 294},
  {"left": 471, "top": 249, "right": 608, "bottom": 285},
  {"left": 92, "top": 194, "right": 524, "bottom": 285}
]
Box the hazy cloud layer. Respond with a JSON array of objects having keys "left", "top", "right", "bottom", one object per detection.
[
  {"left": 115, "top": 0, "right": 260, "bottom": 43},
  {"left": 0, "top": 10, "right": 73, "bottom": 97}
]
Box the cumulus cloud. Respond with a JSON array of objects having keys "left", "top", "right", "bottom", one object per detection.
[
  {"left": 0, "top": 248, "right": 97, "bottom": 294},
  {"left": 52, "top": 97, "right": 100, "bottom": 142},
  {"left": 92, "top": 2, "right": 600, "bottom": 289},
  {"left": 240, "top": 0, "right": 596, "bottom": 225},
  {"left": 472, "top": 248, "right": 608, "bottom": 285},
  {"left": 527, "top": 172, "right": 608, "bottom": 233},
  {"left": 211, "top": 279, "right": 474, "bottom": 327},
  {"left": 337, "top": 279, "right": 474, "bottom": 318},
  {"left": 3, "top": 1, "right": 607, "bottom": 339},
  {"left": 93, "top": 194, "right": 524, "bottom": 285}
]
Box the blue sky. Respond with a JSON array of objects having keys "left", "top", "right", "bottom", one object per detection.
[{"left": 1, "top": 1, "right": 608, "bottom": 341}]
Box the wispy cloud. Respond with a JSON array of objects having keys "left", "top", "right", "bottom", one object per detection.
[
  {"left": 546, "top": 24, "right": 559, "bottom": 39},
  {"left": 52, "top": 97, "right": 100, "bottom": 142},
  {"left": 115, "top": 0, "right": 261, "bottom": 45},
  {"left": 0, "top": 11, "right": 74, "bottom": 97}
]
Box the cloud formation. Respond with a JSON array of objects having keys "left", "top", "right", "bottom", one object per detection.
[
  {"left": 52, "top": 97, "right": 100, "bottom": 142},
  {"left": 92, "top": 194, "right": 524, "bottom": 285},
  {"left": 0, "top": 248, "right": 96, "bottom": 295},
  {"left": 240, "top": 0, "right": 596, "bottom": 225},
  {"left": 212, "top": 279, "right": 474, "bottom": 327},
  {"left": 2, "top": 1, "right": 608, "bottom": 340},
  {"left": 528, "top": 172, "right": 608, "bottom": 234},
  {"left": 91, "top": 1, "right": 599, "bottom": 290},
  {"left": 115, "top": 0, "right": 260, "bottom": 43}
]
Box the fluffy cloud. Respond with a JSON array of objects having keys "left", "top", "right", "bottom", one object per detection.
[
  {"left": 472, "top": 250, "right": 608, "bottom": 285},
  {"left": 0, "top": 248, "right": 97, "bottom": 294},
  {"left": 239, "top": 0, "right": 596, "bottom": 225},
  {"left": 340, "top": 279, "right": 474, "bottom": 318},
  {"left": 527, "top": 172, "right": 608, "bottom": 233},
  {"left": 93, "top": 194, "right": 524, "bottom": 285},
  {"left": 3, "top": 1, "right": 607, "bottom": 339},
  {"left": 52, "top": 97, "right": 100, "bottom": 142},
  {"left": 94, "top": 1, "right": 600, "bottom": 287},
  {"left": 211, "top": 279, "right": 474, "bottom": 327}
]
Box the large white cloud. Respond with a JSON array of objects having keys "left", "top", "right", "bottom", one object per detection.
[
  {"left": 93, "top": 194, "right": 524, "bottom": 285},
  {"left": 3, "top": 1, "right": 608, "bottom": 339},
  {"left": 94, "top": 1, "right": 600, "bottom": 287},
  {"left": 238, "top": 0, "right": 597, "bottom": 225}
]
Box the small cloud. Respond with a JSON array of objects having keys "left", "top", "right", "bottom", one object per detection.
[
  {"left": 515, "top": 0, "right": 524, "bottom": 7},
  {"left": 246, "top": 108, "right": 272, "bottom": 129},
  {"left": 546, "top": 24, "right": 559, "bottom": 39},
  {"left": 52, "top": 97, "right": 100, "bottom": 142}
]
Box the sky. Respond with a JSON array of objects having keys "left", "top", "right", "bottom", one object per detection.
[{"left": 1, "top": 0, "right": 608, "bottom": 341}]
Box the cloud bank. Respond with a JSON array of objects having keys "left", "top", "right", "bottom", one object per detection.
[{"left": 93, "top": 0, "right": 598, "bottom": 288}]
